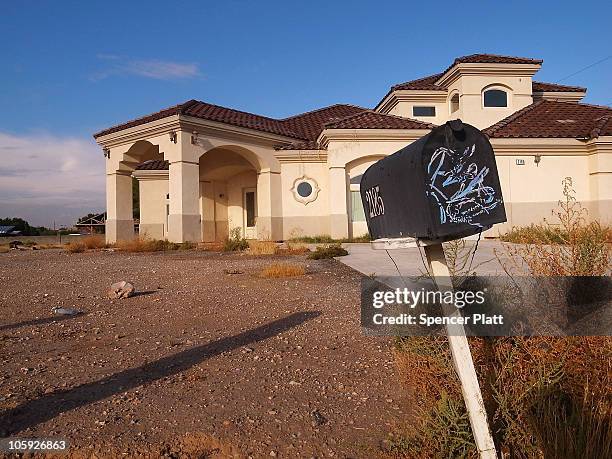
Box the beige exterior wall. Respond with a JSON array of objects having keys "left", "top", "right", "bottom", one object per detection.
[{"left": 134, "top": 171, "right": 169, "bottom": 240}]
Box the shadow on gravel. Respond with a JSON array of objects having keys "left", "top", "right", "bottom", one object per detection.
[
  {"left": 0, "top": 310, "right": 321, "bottom": 435},
  {"left": 0, "top": 314, "right": 84, "bottom": 332}
]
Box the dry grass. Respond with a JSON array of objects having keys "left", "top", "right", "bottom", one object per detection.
[
  {"left": 81, "top": 235, "right": 107, "bottom": 249},
  {"left": 307, "top": 244, "right": 348, "bottom": 259},
  {"left": 0, "top": 246, "right": 9, "bottom": 254},
  {"left": 115, "top": 237, "right": 194, "bottom": 252},
  {"left": 66, "top": 241, "right": 87, "bottom": 253},
  {"left": 248, "top": 240, "right": 278, "bottom": 255},
  {"left": 497, "top": 178, "right": 610, "bottom": 276},
  {"left": 387, "top": 182, "right": 611, "bottom": 458},
  {"left": 283, "top": 242, "right": 310, "bottom": 255},
  {"left": 259, "top": 263, "right": 305, "bottom": 278}
]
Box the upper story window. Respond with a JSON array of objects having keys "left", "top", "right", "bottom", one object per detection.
[
  {"left": 450, "top": 93, "right": 460, "bottom": 113},
  {"left": 413, "top": 106, "right": 436, "bottom": 117},
  {"left": 483, "top": 89, "right": 508, "bottom": 107}
]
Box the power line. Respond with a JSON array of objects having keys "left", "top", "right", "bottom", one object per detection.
[{"left": 558, "top": 55, "right": 612, "bottom": 82}]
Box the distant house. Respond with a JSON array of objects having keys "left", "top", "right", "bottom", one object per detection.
[
  {"left": 0, "top": 226, "right": 22, "bottom": 237},
  {"left": 94, "top": 53, "right": 611, "bottom": 243}
]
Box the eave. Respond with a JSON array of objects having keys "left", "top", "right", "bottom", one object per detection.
[
  {"left": 435, "top": 63, "right": 542, "bottom": 87},
  {"left": 317, "top": 128, "right": 431, "bottom": 149}
]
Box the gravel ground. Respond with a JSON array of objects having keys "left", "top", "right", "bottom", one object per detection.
[{"left": 0, "top": 249, "right": 407, "bottom": 458}]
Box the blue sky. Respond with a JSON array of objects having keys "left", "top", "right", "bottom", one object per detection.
[{"left": 1, "top": 0, "right": 610, "bottom": 226}]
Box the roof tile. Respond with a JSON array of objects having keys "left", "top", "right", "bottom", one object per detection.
[
  {"left": 324, "top": 111, "right": 435, "bottom": 130},
  {"left": 484, "top": 100, "right": 612, "bottom": 139}
]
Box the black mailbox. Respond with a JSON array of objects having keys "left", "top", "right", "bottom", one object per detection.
[{"left": 360, "top": 120, "right": 506, "bottom": 242}]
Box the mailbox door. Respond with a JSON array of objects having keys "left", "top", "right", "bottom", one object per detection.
[{"left": 422, "top": 123, "right": 506, "bottom": 239}]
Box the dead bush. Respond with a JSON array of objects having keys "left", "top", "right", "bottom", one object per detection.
[
  {"left": 248, "top": 240, "right": 278, "bottom": 255},
  {"left": 81, "top": 235, "right": 107, "bottom": 250},
  {"left": 114, "top": 237, "right": 191, "bottom": 252},
  {"left": 497, "top": 178, "right": 610, "bottom": 276},
  {"left": 259, "top": 263, "right": 305, "bottom": 278},
  {"left": 66, "top": 241, "right": 86, "bottom": 253}
]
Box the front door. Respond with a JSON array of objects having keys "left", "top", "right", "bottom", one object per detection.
[{"left": 243, "top": 188, "right": 257, "bottom": 239}]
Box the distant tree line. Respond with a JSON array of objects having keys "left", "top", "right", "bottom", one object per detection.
[{"left": 0, "top": 217, "right": 66, "bottom": 235}]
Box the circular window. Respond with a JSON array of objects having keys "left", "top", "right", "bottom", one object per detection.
[
  {"left": 291, "top": 176, "right": 320, "bottom": 205},
  {"left": 297, "top": 181, "right": 313, "bottom": 198}
]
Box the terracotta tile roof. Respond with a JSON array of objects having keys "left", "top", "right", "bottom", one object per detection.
[
  {"left": 275, "top": 140, "right": 321, "bottom": 151},
  {"left": 280, "top": 104, "right": 367, "bottom": 139},
  {"left": 484, "top": 100, "right": 612, "bottom": 139},
  {"left": 276, "top": 112, "right": 435, "bottom": 149},
  {"left": 94, "top": 99, "right": 301, "bottom": 139},
  {"left": 392, "top": 73, "right": 445, "bottom": 91},
  {"left": 135, "top": 159, "right": 169, "bottom": 170},
  {"left": 453, "top": 54, "right": 543, "bottom": 66},
  {"left": 94, "top": 100, "right": 368, "bottom": 141},
  {"left": 324, "top": 111, "right": 435, "bottom": 130},
  {"left": 532, "top": 81, "right": 586, "bottom": 93}
]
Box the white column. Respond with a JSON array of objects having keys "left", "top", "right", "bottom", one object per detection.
[
  {"left": 168, "top": 160, "right": 201, "bottom": 242},
  {"left": 256, "top": 170, "right": 283, "bottom": 240},
  {"left": 105, "top": 171, "right": 134, "bottom": 243},
  {"left": 329, "top": 166, "right": 349, "bottom": 240}
]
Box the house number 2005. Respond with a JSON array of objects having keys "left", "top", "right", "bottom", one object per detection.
[{"left": 365, "top": 185, "right": 385, "bottom": 218}]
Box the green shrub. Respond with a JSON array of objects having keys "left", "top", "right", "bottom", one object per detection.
[
  {"left": 307, "top": 244, "right": 348, "bottom": 259},
  {"left": 289, "top": 234, "right": 334, "bottom": 243},
  {"left": 223, "top": 227, "right": 249, "bottom": 252}
]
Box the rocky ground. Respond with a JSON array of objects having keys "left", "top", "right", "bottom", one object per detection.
[{"left": 0, "top": 249, "right": 409, "bottom": 458}]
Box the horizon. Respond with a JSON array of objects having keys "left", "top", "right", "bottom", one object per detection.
[{"left": 1, "top": 0, "right": 610, "bottom": 227}]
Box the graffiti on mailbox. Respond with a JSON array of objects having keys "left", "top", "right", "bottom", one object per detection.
[{"left": 426, "top": 144, "right": 501, "bottom": 227}]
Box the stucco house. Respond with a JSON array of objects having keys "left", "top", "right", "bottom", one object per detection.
[{"left": 94, "top": 54, "right": 611, "bottom": 243}]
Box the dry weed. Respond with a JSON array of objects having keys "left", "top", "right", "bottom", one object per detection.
[{"left": 259, "top": 263, "right": 305, "bottom": 278}]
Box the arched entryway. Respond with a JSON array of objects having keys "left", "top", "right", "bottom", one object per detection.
[{"left": 199, "top": 146, "right": 260, "bottom": 241}]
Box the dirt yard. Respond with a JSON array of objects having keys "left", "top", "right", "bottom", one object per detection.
[{"left": 0, "top": 249, "right": 407, "bottom": 458}]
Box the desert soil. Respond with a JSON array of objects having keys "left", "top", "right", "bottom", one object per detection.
[{"left": 0, "top": 249, "right": 408, "bottom": 458}]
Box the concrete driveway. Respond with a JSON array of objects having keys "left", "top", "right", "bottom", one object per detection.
[{"left": 339, "top": 240, "right": 508, "bottom": 283}]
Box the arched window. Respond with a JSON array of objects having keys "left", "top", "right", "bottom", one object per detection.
[
  {"left": 449, "top": 93, "right": 460, "bottom": 113},
  {"left": 483, "top": 89, "right": 508, "bottom": 107}
]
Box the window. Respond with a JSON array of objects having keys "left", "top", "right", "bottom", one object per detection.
[
  {"left": 296, "top": 182, "right": 313, "bottom": 198},
  {"left": 484, "top": 89, "right": 508, "bottom": 107},
  {"left": 351, "top": 191, "right": 366, "bottom": 222},
  {"left": 413, "top": 106, "right": 436, "bottom": 117},
  {"left": 450, "top": 94, "right": 460, "bottom": 113},
  {"left": 291, "top": 176, "right": 320, "bottom": 204}
]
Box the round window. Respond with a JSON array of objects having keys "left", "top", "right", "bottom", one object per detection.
[{"left": 296, "top": 181, "right": 313, "bottom": 198}]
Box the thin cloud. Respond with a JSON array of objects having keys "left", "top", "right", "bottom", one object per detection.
[
  {"left": 92, "top": 55, "right": 200, "bottom": 81},
  {"left": 0, "top": 132, "right": 105, "bottom": 227}
]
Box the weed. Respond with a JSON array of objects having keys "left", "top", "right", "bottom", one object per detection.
[
  {"left": 223, "top": 227, "right": 249, "bottom": 252},
  {"left": 81, "top": 235, "right": 107, "bottom": 250},
  {"left": 307, "top": 244, "right": 348, "bottom": 259},
  {"left": 248, "top": 240, "right": 278, "bottom": 255},
  {"left": 66, "top": 241, "right": 86, "bottom": 253},
  {"left": 114, "top": 237, "right": 192, "bottom": 252},
  {"left": 497, "top": 178, "right": 610, "bottom": 276},
  {"left": 259, "top": 263, "right": 306, "bottom": 278}
]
